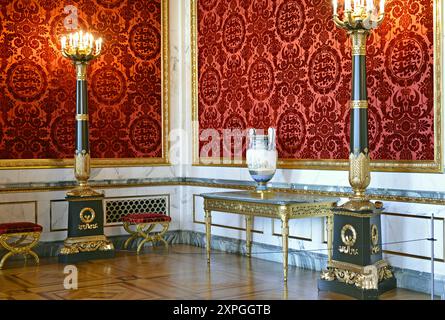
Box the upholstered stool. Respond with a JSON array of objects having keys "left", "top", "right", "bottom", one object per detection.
[
  {"left": 0, "top": 222, "right": 42, "bottom": 269},
  {"left": 122, "top": 213, "right": 171, "bottom": 254}
]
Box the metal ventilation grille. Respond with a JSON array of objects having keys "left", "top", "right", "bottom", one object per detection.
[{"left": 105, "top": 195, "right": 169, "bottom": 224}]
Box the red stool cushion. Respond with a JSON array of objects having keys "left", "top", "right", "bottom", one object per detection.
[
  {"left": 0, "top": 222, "right": 43, "bottom": 235},
  {"left": 122, "top": 213, "right": 171, "bottom": 224}
]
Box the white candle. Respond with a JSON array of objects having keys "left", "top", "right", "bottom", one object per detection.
[
  {"left": 345, "top": 0, "right": 352, "bottom": 11},
  {"left": 89, "top": 33, "right": 93, "bottom": 49},
  {"left": 83, "top": 32, "right": 88, "bottom": 49},
  {"left": 73, "top": 32, "right": 79, "bottom": 49},
  {"left": 79, "top": 30, "right": 84, "bottom": 50},
  {"left": 380, "top": 0, "right": 385, "bottom": 13},
  {"left": 366, "top": 0, "right": 374, "bottom": 12},
  {"left": 333, "top": 0, "right": 337, "bottom": 14},
  {"left": 61, "top": 36, "right": 66, "bottom": 51},
  {"left": 95, "top": 38, "right": 102, "bottom": 54}
]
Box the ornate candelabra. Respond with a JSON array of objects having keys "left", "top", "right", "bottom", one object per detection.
[
  {"left": 58, "top": 31, "right": 114, "bottom": 263},
  {"left": 61, "top": 31, "right": 102, "bottom": 197},
  {"left": 318, "top": 0, "right": 396, "bottom": 299}
]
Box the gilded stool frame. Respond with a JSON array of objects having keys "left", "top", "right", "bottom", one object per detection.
[
  {"left": 0, "top": 231, "right": 41, "bottom": 269},
  {"left": 123, "top": 221, "right": 170, "bottom": 254}
]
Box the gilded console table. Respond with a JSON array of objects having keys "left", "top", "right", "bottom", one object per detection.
[{"left": 200, "top": 191, "right": 339, "bottom": 282}]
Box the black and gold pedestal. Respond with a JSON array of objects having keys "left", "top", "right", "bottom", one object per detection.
[
  {"left": 59, "top": 195, "right": 114, "bottom": 264},
  {"left": 318, "top": 203, "right": 396, "bottom": 300},
  {"left": 318, "top": 3, "right": 396, "bottom": 299}
]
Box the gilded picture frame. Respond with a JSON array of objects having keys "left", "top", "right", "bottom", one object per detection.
[
  {"left": 0, "top": 0, "right": 170, "bottom": 169},
  {"left": 191, "top": 0, "right": 443, "bottom": 173}
]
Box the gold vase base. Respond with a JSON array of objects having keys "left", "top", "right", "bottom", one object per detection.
[
  {"left": 251, "top": 184, "right": 275, "bottom": 199},
  {"left": 251, "top": 189, "right": 276, "bottom": 199},
  {"left": 252, "top": 188, "right": 274, "bottom": 194},
  {"left": 66, "top": 186, "right": 103, "bottom": 198}
]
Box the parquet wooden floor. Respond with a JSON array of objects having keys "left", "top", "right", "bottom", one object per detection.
[{"left": 0, "top": 245, "right": 430, "bottom": 300}]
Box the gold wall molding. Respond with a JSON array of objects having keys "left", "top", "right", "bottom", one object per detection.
[
  {"left": 0, "top": 0, "right": 170, "bottom": 170},
  {"left": 190, "top": 0, "right": 443, "bottom": 173}
]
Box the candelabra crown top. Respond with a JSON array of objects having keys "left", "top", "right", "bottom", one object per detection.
[
  {"left": 61, "top": 30, "right": 102, "bottom": 63},
  {"left": 333, "top": 0, "right": 385, "bottom": 31}
]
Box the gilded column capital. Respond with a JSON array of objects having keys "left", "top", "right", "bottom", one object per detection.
[
  {"left": 350, "top": 30, "right": 369, "bottom": 56},
  {"left": 75, "top": 62, "right": 88, "bottom": 81}
]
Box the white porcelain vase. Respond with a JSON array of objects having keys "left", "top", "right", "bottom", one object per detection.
[{"left": 246, "top": 128, "right": 277, "bottom": 192}]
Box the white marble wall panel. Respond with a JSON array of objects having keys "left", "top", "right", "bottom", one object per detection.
[
  {"left": 0, "top": 166, "right": 179, "bottom": 185},
  {"left": 0, "top": 201, "right": 37, "bottom": 224},
  {"left": 382, "top": 214, "right": 444, "bottom": 261},
  {"left": 50, "top": 200, "right": 68, "bottom": 232},
  {"left": 272, "top": 218, "right": 313, "bottom": 241}
]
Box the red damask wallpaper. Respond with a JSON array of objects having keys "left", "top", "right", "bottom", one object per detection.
[
  {"left": 0, "top": 0, "right": 164, "bottom": 161},
  {"left": 197, "top": 0, "right": 435, "bottom": 163}
]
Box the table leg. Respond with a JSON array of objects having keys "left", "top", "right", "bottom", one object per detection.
[
  {"left": 245, "top": 215, "right": 253, "bottom": 257},
  {"left": 205, "top": 209, "right": 212, "bottom": 264},
  {"left": 281, "top": 216, "right": 289, "bottom": 282},
  {"left": 282, "top": 283, "right": 288, "bottom": 300},
  {"left": 327, "top": 214, "right": 333, "bottom": 265}
]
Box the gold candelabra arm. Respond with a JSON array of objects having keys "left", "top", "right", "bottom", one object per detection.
[
  {"left": 61, "top": 31, "right": 102, "bottom": 63},
  {"left": 375, "top": 12, "right": 385, "bottom": 27},
  {"left": 333, "top": 14, "right": 346, "bottom": 29},
  {"left": 345, "top": 11, "right": 356, "bottom": 30},
  {"left": 333, "top": 0, "right": 385, "bottom": 32},
  {"left": 362, "top": 11, "right": 372, "bottom": 29}
]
